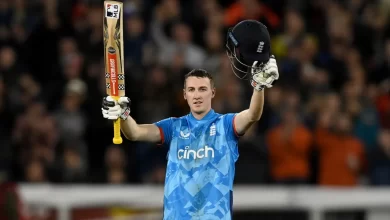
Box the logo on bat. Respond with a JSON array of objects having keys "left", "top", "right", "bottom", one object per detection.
[
  {"left": 108, "top": 47, "right": 116, "bottom": 54},
  {"left": 105, "top": 4, "right": 121, "bottom": 19}
]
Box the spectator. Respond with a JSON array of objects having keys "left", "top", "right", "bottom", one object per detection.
[
  {"left": 223, "top": 0, "right": 280, "bottom": 32},
  {"left": 151, "top": 0, "right": 206, "bottom": 69},
  {"left": 59, "top": 141, "right": 87, "bottom": 183},
  {"left": 315, "top": 112, "right": 366, "bottom": 186},
  {"left": 54, "top": 78, "right": 88, "bottom": 158},
  {"left": 267, "top": 106, "right": 312, "bottom": 185},
  {"left": 235, "top": 124, "right": 269, "bottom": 184},
  {"left": 353, "top": 84, "right": 381, "bottom": 151},
  {"left": 272, "top": 9, "right": 305, "bottom": 59},
  {"left": 369, "top": 129, "right": 390, "bottom": 185},
  {"left": 24, "top": 159, "right": 46, "bottom": 183},
  {"left": 124, "top": 13, "right": 147, "bottom": 66},
  {"left": 92, "top": 145, "right": 128, "bottom": 184}
]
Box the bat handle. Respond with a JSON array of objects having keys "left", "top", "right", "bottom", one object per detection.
[{"left": 112, "top": 96, "right": 123, "bottom": 144}]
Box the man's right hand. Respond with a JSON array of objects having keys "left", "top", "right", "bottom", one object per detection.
[{"left": 102, "top": 96, "right": 131, "bottom": 120}]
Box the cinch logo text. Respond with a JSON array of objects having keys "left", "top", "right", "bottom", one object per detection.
[{"left": 178, "top": 146, "right": 214, "bottom": 160}]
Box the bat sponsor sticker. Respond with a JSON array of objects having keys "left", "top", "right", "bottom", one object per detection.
[
  {"left": 105, "top": 3, "right": 121, "bottom": 19},
  {"left": 107, "top": 49, "right": 119, "bottom": 96}
]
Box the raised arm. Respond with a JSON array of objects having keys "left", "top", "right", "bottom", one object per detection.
[
  {"left": 234, "top": 57, "right": 279, "bottom": 135},
  {"left": 120, "top": 116, "right": 161, "bottom": 142},
  {"left": 102, "top": 96, "right": 162, "bottom": 143},
  {"left": 234, "top": 90, "right": 265, "bottom": 135}
]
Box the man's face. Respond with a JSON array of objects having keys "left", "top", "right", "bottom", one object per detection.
[
  {"left": 184, "top": 76, "right": 215, "bottom": 115},
  {"left": 379, "top": 130, "right": 390, "bottom": 153},
  {"left": 335, "top": 114, "right": 352, "bottom": 134}
]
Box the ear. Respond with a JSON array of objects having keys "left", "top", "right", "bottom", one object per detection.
[
  {"left": 212, "top": 88, "right": 216, "bottom": 98},
  {"left": 183, "top": 89, "right": 186, "bottom": 100}
]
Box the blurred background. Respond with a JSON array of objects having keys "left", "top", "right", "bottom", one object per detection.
[{"left": 0, "top": 0, "right": 389, "bottom": 219}]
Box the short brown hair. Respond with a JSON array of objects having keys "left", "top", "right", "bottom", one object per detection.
[{"left": 184, "top": 69, "right": 215, "bottom": 88}]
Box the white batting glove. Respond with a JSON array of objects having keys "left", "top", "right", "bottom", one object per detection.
[
  {"left": 101, "top": 96, "right": 131, "bottom": 120},
  {"left": 250, "top": 56, "right": 279, "bottom": 91}
]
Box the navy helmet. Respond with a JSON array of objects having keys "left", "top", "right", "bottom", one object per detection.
[{"left": 226, "top": 20, "right": 271, "bottom": 79}]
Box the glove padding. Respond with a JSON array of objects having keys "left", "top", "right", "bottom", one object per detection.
[
  {"left": 250, "top": 56, "right": 279, "bottom": 91},
  {"left": 102, "top": 96, "right": 131, "bottom": 120}
]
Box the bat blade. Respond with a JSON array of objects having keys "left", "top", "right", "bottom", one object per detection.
[{"left": 104, "top": 0, "right": 125, "bottom": 144}]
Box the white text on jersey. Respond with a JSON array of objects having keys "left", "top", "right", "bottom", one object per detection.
[{"left": 178, "top": 146, "right": 215, "bottom": 160}]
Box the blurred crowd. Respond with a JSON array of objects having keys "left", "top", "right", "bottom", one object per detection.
[{"left": 0, "top": 0, "right": 389, "bottom": 187}]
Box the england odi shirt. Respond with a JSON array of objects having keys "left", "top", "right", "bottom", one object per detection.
[{"left": 155, "top": 109, "right": 240, "bottom": 220}]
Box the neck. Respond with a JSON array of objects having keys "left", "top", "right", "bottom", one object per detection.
[{"left": 191, "top": 108, "right": 211, "bottom": 120}]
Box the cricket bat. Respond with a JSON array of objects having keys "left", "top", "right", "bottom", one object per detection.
[{"left": 103, "top": 0, "right": 125, "bottom": 144}]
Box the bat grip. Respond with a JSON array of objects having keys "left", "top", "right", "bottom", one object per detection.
[{"left": 112, "top": 96, "right": 123, "bottom": 144}]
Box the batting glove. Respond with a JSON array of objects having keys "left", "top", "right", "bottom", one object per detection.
[
  {"left": 102, "top": 96, "right": 131, "bottom": 120},
  {"left": 250, "top": 55, "right": 279, "bottom": 91}
]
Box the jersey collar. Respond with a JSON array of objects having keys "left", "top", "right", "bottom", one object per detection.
[{"left": 188, "top": 109, "right": 215, "bottom": 122}]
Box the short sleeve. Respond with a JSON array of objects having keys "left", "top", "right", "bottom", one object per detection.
[
  {"left": 223, "top": 113, "right": 241, "bottom": 141},
  {"left": 154, "top": 117, "right": 173, "bottom": 146}
]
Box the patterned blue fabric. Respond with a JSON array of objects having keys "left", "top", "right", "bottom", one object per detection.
[{"left": 155, "top": 109, "right": 239, "bottom": 220}]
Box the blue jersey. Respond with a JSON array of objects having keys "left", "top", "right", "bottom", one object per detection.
[{"left": 154, "top": 109, "right": 240, "bottom": 220}]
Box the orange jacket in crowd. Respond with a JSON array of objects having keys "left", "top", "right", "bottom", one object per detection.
[
  {"left": 315, "top": 128, "right": 366, "bottom": 186},
  {"left": 224, "top": 1, "right": 280, "bottom": 30},
  {"left": 267, "top": 125, "right": 312, "bottom": 181}
]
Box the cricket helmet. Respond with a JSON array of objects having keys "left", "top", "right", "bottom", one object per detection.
[{"left": 226, "top": 20, "right": 271, "bottom": 79}]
